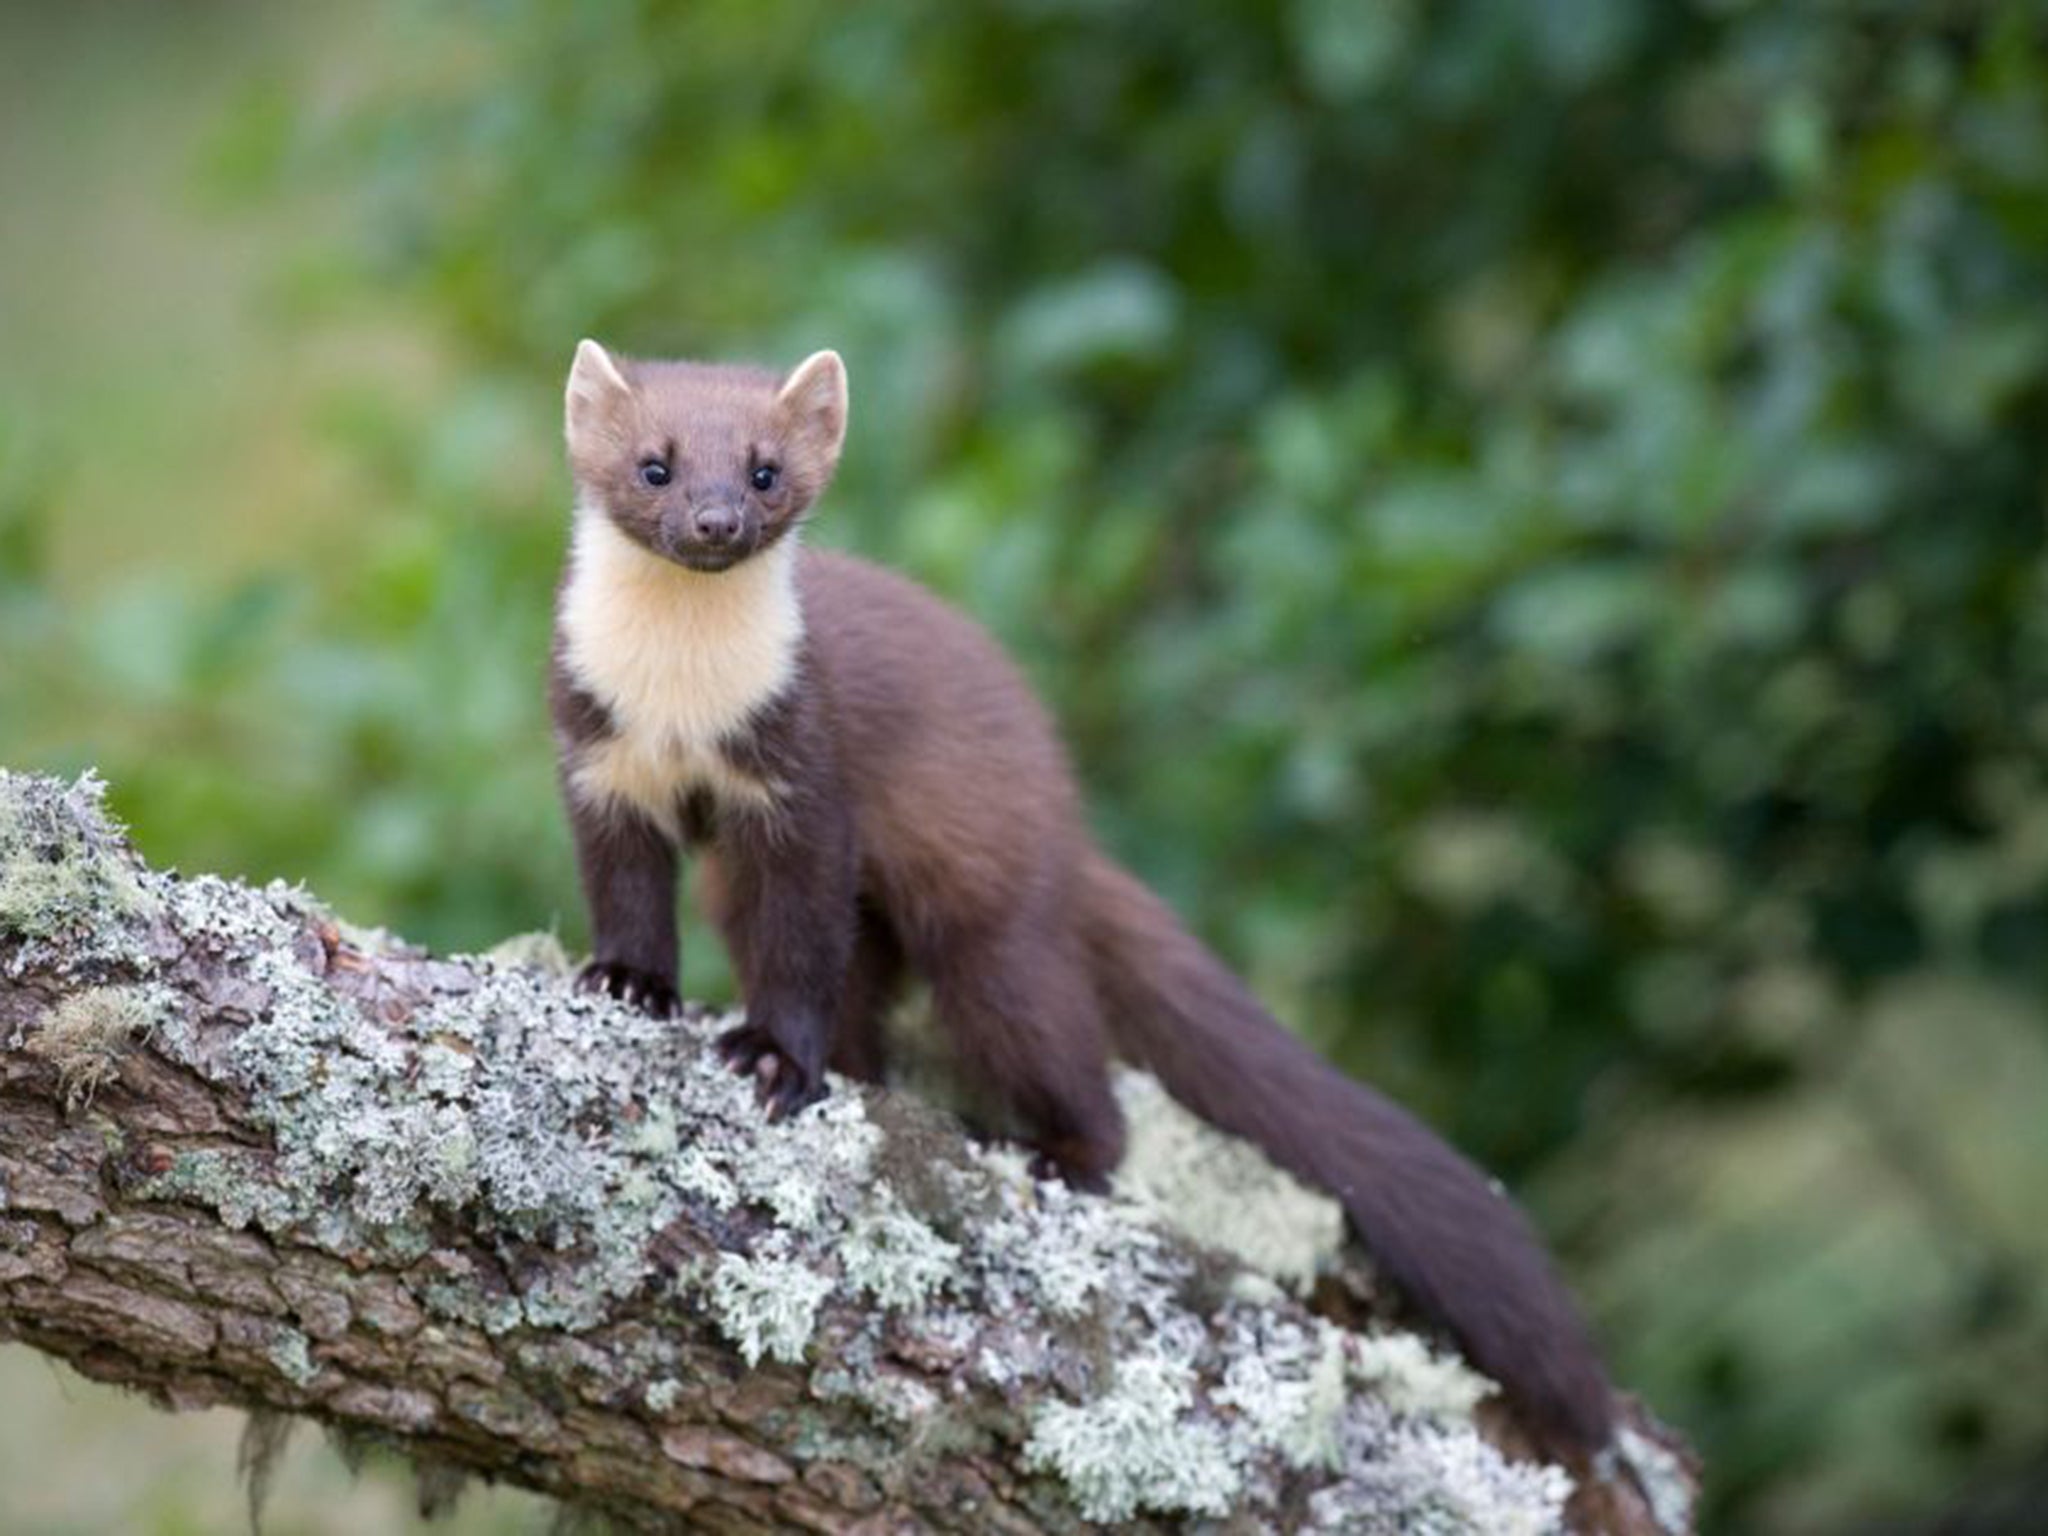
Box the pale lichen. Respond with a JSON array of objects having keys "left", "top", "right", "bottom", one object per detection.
[
  {"left": 138, "top": 1148, "right": 307, "bottom": 1236},
  {"left": 839, "top": 1194, "right": 959, "bottom": 1311},
  {"left": 25, "top": 983, "right": 174, "bottom": 1107},
  {"left": 1114, "top": 1070, "right": 1345, "bottom": 1290},
  {"left": 977, "top": 1157, "right": 1176, "bottom": 1319},
  {"left": 0, "top": 769, "right": 1601, "bottom": 1534},
  {"left": 812, "top": 1327, "right": 949, "bottom": 1429},
  {"left": 1348, "top": 1331, "right": 1493, "bottom": 1421},
  {"left": 1024, "top": 1351, "right": 1243, "bottom": 1522},
  {"left": 1305, "top": 1407, "right": 1573, "bottom": 1534},
  {"left": 727, "top": 1089, "right": 879, "bottom": 1232},
  {"left": 1214, "top": 1314, "right": 1351, "bottom": 1472},
  {"left": 478, "top": 930, "right": 573, "bottom": 976},
  {"left": 267, "top": 1325, "right": 319, "bottom": 1388},
  {"left": 0, "top": 769, "right": 156, "bottom": 959},
  {"left": 709, "top": 1245, "right": 835, "bottom": 1366},
  {"left": 1614, "top": 1424, "right": 1695, "bottom": 1535}
]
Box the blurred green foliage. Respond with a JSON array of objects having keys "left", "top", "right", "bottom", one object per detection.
[{"left": 4, "top": 1, "right": 2048, "bottom": 1530}]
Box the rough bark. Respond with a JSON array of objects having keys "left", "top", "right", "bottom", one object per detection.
[{"left": 0, "top": 770, "right": 1696, "bottom": 1533}]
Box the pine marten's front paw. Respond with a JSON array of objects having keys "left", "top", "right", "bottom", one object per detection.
[
  {"left": 717, "top": 1022, "right": 828, "bottom": 1120},
  {"left": 577, "top": 960, "right": 682, "bottom": 1019}
]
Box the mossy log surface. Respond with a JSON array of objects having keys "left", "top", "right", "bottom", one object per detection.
[{"left": 0, "top": 771, "right": 1695, "bottom": 1534}]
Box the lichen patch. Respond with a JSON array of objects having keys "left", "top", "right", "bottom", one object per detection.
[
  {"left": 0, "top": 770, "right": 1595, "bottom": 1534},
  {"left": 25, "top": 983, "right": 174, "bottom": 1106},
  {"left": 0, "top": 770, "right": 157, "bottom": 963}
]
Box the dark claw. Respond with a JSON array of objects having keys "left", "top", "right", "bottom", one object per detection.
[
  {"left": 576, "top": 961, "right": 681, "bottom": 1020},
  {"left": 717, "top": 1023, "right": 827, "bottom": 1120}
]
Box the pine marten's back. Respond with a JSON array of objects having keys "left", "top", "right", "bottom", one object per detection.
[{"left": 796, "top": 547, "right": 1090, "bottom": 931}]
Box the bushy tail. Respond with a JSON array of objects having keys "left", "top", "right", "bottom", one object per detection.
[{"left": 1080, "top": 852, "right": 1614, "bottom": 1455}]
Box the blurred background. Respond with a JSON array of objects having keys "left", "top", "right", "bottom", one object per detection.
[{"left": 3, "top": 1, "right": 2046, "bottom": 1531}]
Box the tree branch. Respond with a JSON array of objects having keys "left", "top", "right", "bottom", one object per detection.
[{"left": 0, "top": 770, "right": 1693, "bottom": 1533}]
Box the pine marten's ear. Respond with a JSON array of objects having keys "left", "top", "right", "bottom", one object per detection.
[
  {"left": 777, "top": 350, "right": 848, "bottom": 471},
  {"left": 565, "top": 338, "right": 634, "bottom": 448}
]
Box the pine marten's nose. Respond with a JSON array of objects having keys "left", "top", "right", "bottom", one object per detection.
[{"left": 690, "top": 505, "right": 742, "bottom": 545}]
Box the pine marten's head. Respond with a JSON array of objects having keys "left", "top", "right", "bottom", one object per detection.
[{"left": 564, "top": 341, "right": 848, "bottom": 573}]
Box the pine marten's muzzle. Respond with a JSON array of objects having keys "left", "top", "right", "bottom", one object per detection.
[{"left": 659, "top": 503, "right": 754, "bottom": 571}]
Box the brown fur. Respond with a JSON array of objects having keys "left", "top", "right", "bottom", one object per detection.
[{"left": 551, "top": 344, "right": 1615, "bottom": 1456}]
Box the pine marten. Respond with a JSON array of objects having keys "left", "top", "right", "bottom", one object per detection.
[{"left": 550, "top": 340, "right": 1614, "bottom": 1457}]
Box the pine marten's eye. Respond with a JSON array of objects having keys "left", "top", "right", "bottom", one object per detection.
[
  {"left": 639, "top": 459, "right": 671, "bottom": 488},
  {"left": 750, "top": 464, "right": 779, "bottom": 493}
]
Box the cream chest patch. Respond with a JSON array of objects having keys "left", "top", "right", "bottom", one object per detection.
[{"left": 558, "top": 509, "right": 801, "bottom": 834}]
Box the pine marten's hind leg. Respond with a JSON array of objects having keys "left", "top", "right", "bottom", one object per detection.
[
  {"left": 922, "top": 910, "right": 1125, "bottom": 1188},
  {"left": 830, "top": 904, "right": 904, "bottom": 1083}
]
